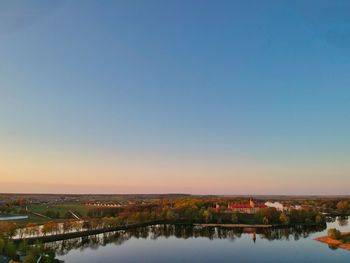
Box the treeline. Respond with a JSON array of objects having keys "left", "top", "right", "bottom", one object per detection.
[
  {"left": 279, "top": 199, "right": 350, "bottom": 215},
  {"left": 0, "top": 220, "right": 60, "bottom": 262},
  {"left": 0, "top": 204, "right": 27, "bottom": 216},
  {"left": 81, "top": 198, "right": 327, "bottom": 227},
  {"left": 0, "top": 197, "right": 337, "bottom": 240},
  {"left": 44, "top": 210, "right": 82, "bottom": 219},
  {"left": 313, "top": 199, "right": 350, "bottom": 215},
  {"left": 0, "top": 235, "right": 60, "bottom": 263}
]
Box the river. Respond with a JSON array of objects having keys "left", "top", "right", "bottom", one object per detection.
[
  {"left": 43, "top": 217, "right": 350, "bottom": 263},
  {"left": 0, "top": 215, "right": 28, "bottom": 221}
]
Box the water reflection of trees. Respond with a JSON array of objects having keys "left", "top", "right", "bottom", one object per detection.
[
  {"left": 258, "top": 225, "right": 326, "bottom": 241},
  {"left": 337, "top": 216, "right": 348, "bottom": 227},
  {"left": 44, "top": 224, "right": 327, "bottom": 256}
]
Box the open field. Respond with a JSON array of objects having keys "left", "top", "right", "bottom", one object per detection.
[
  {"left": 28, "top": 202, "right": 90, "bottom": 219},
  {"left": 0, "top": 214, "right": 52, "bottom": 225}
]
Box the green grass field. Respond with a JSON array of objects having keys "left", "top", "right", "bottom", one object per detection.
[
  {"left": 4, "top": 214, "right": 50, "bottom": 225},
  {"left": 28, "top": 202, "right": 90, "bottom": 219}
]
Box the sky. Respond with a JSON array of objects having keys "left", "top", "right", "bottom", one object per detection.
[{"left": 1, "top": 0, "right": 350, "bottom": 195}]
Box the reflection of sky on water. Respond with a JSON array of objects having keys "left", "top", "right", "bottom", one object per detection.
[{"left": 54, "top": 217, "right": 350, "bottom": 263}]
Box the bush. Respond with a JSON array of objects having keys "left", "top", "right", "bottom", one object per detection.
[
  {"left": 23, "top": 254, "right": 37, "bottom": 263},
  {"left": 328, "top": 228, "right": 341, "bottom": 239},
  {"left": 315, "top": 214, "right": 325, "bottom": 224},
  {"left": 279, "top": 213, "right": 290, "bottom": 225},
  {"left": 45, "top": 210, "right": 60, "bottom": 219}
]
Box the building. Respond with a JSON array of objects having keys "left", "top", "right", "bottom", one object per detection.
[
  {"left": 227, "top": 199, "right": 267, "bottom": 214},
  {"left": 265, "top": 201, "right": 284, "bottom": 211},
  {"left": 85, "top": 202, "right": 122, "bottom": 208}
]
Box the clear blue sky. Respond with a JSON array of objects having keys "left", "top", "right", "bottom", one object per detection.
[{"left": 1, "top": 0, "right": 350, "bottom": 194}]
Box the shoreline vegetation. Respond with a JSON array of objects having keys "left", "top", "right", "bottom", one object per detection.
[
  {"left": 315, "top": 232, "right": 350, "bottom": 251},
  {"left": 12, "top": 220, "right": 327, "bottom": 244},
  {"left": 0, "top": 220, "right": 333, "bottom": 263},
  {"left": 194, "top": 223, "right": 272, "bottom": 228}
]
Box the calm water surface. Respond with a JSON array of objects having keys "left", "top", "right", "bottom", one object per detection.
[{"left": 50, "top": 217, "right": 350, "bottom": 263}]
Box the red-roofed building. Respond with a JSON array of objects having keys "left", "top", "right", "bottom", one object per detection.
[{"left": 227, "top": 199, "right": 267, "bottom": 214}]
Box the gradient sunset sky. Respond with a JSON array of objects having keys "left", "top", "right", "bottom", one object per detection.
[{"left": 1, "top": 0, "right": 350, "bottom": 194}]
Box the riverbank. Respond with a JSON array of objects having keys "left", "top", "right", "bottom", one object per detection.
[
  {"left": 194, "top": 223, "right": 272, "bottom": 228},
  {"left": 13, "top": 220, "right": 165, "bottom": 244},
  {"left": 12, "top": 220, "right": 327, "bottom": 244},
  {"left": 315, "top": 232, "right": 350, "bottom": 251}
]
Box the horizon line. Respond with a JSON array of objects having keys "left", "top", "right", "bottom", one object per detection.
[{"left": 1, "top": 192, "right": 350, "bottom": 197}]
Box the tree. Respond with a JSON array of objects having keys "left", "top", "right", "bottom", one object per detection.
[
  {"left": 23, "top": 254, "right": 37, "bottom": 263},
  {"left": 0, "top": 238, "right": 5, "bottom": 254},
  {"left": 262, "top": 217, "right": 269, "bottom": 225},
  {"left": 279, "top": 213, "right": 290, "bottom": 225},
  {"left": 0, "top": 222, "right": 16, "bottom": 238},
  {"left": 166, "top": 210, "right": 175, "bottom": 221},
  {"left": 336, "top": 201, "right": 349, "bottom": 213},
  {"left": 25, "top": 223, "right": 37, "bottom": 237},
  {"left": 18, "top": 240, "right": 28, "bottom": 254},
  {"left": 103, "top": 217, "right": 120, "bottom": 228},
  {"left": 256, "top": 208, "right": 279, "bottom": 224},
  {"left": 203, "top": 210, "right": 212, "bottom": 223},
  {"left": 4, "top": 241, "right": 16, "bottom": 259},
  {"left": 72, "top": 221, "right": 82, "bottom": 232},
  {"left": 43, "top": 250, "right": 58, "bottom": 263},
  {"left": 90, "top": 219, "right": 102, "bottom": 230},
  {"left": 231, "top": 213, "right": 239, "bottom": 224},
  {"left": 82, "top": 221, "right": 91, "bottom": 230},
  {"left": 327, "top": 228, "right": 341, "bottom": 239},
  {"left": 45, "top": 210, "right": 60, "bottom": 219},
  {"left": 337, "top": 217, "right": 348, "bottom": 227},
  {"left": 315, "top": 214, "right": 325, "bottom": 224},
  {"left": 63, "top": 221, "right": 73, "bottom": 233},
  {"left": 42, "top": 221, "right": 59, "bottom": 236},
  {"left": 64, "top": 212, "right": 73, "bottom": 219},
  {"left": 17, "top": 227, "right": 26, "bottom": 239}
]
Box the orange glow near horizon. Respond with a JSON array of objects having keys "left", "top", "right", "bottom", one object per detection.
[{"left": 1, "top": 141, "right": 348, "bottom": 195}]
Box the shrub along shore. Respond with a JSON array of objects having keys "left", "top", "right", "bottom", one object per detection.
[{"left": 316, "top": 233, "right": 350, "bottom": 251}]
